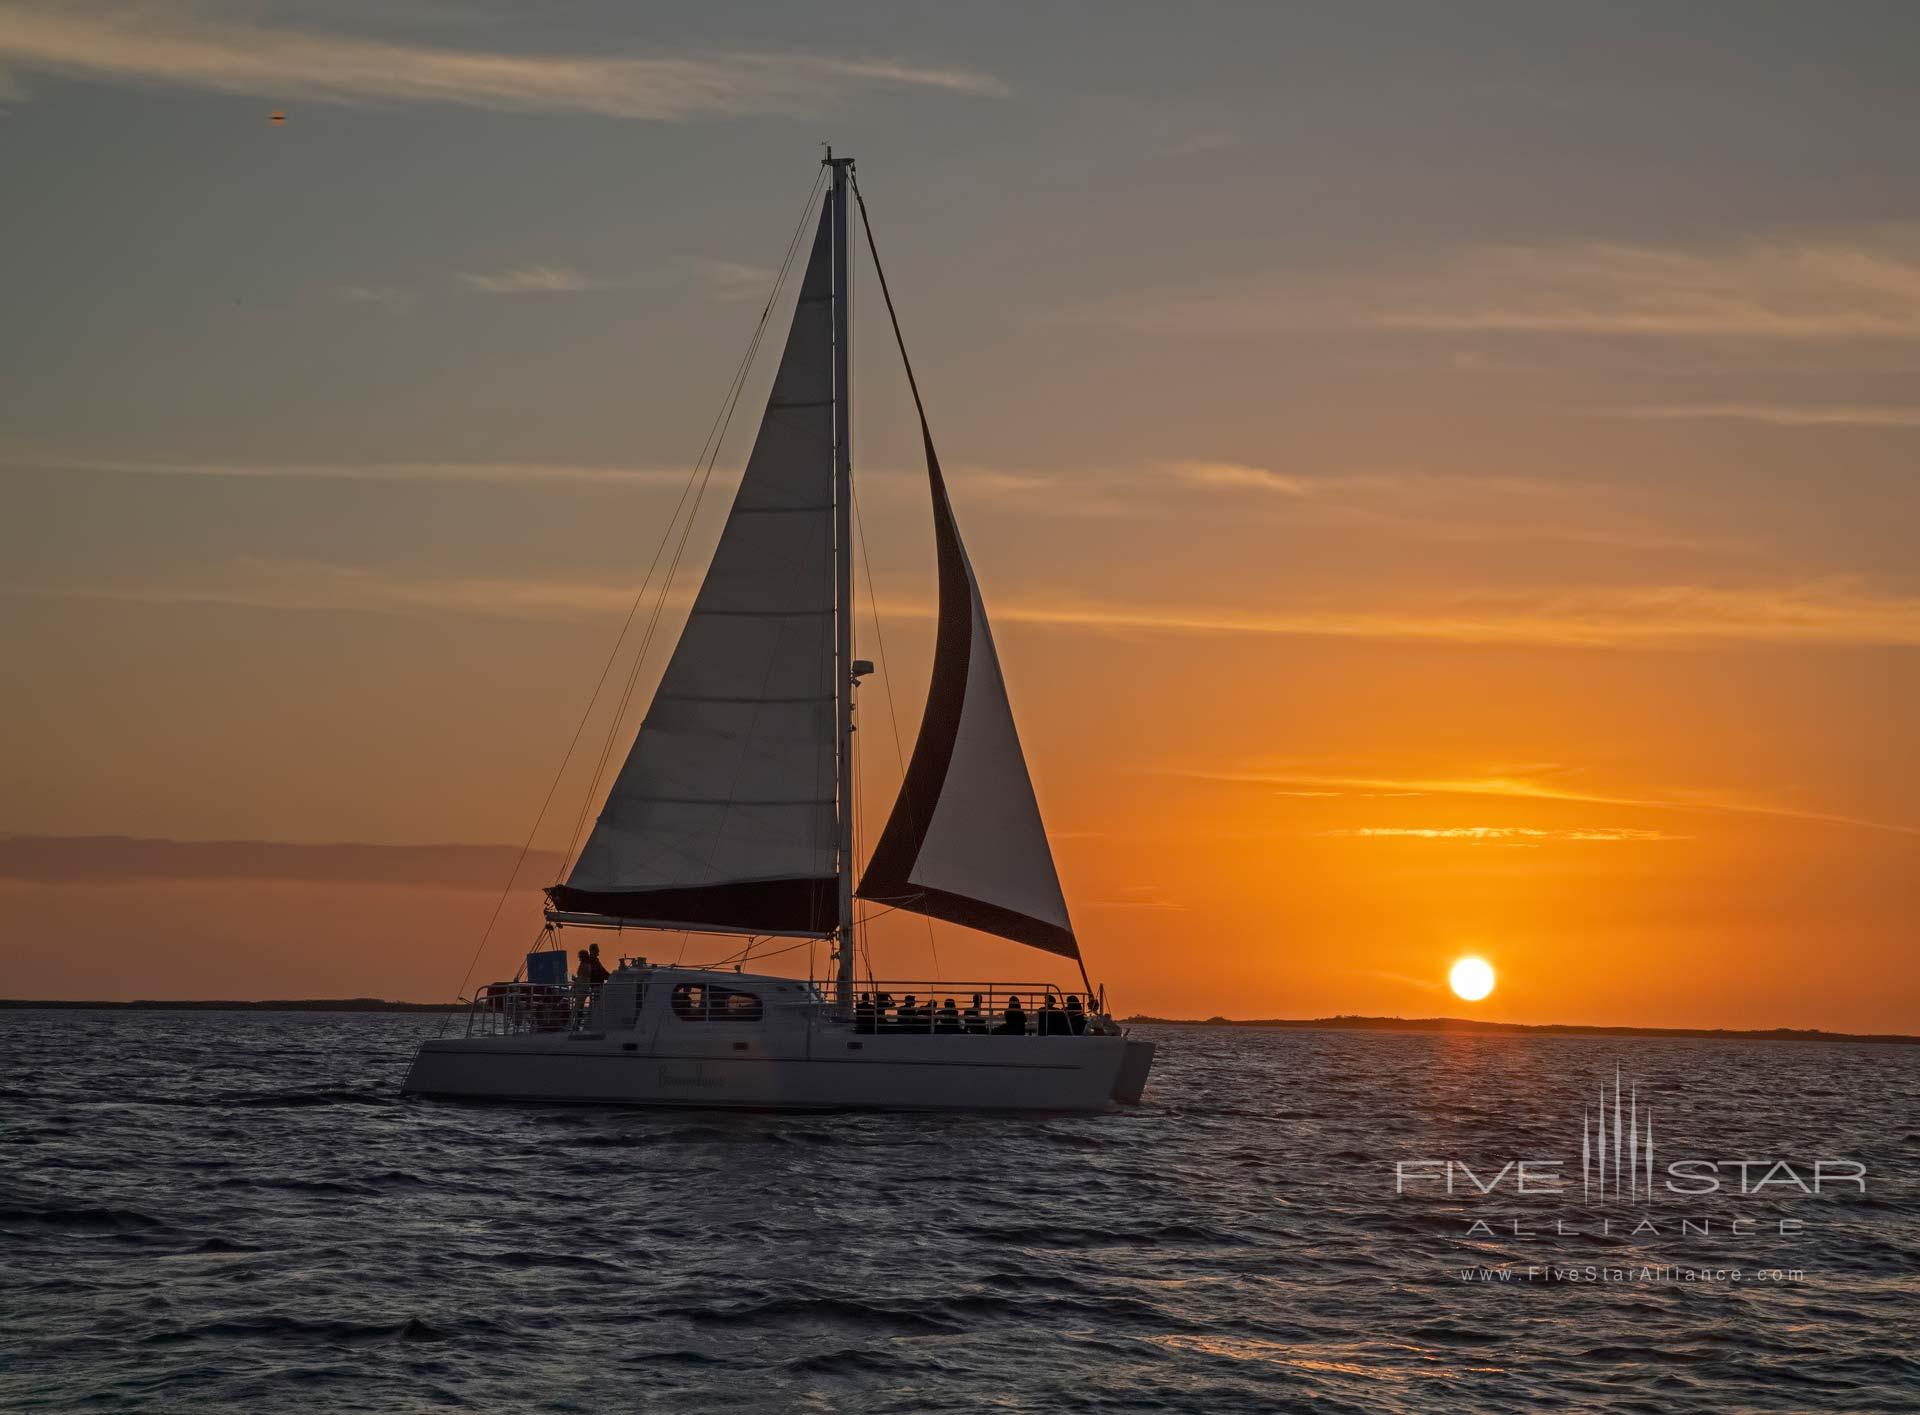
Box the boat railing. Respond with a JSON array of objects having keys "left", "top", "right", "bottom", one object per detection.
[
  {"left": 804, "top": 980, "right": 1113, "bottom": 1036},
  {"left": 460, "top": 976, "right": 1114, "bottom": 1038},
  {"left": 464, "top": 982, "right": 576, "bottom": 1038}
]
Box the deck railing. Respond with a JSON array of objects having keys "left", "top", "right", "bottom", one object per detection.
[
  {"left": 463, "top": 982, "right": 575, "bottom": 1038},
  {"left": 817, "top": 980, "right": 1107, "bottom": 1036},
  {"left": 462, "top": 975, "right": 1113, "bottom": 1039}
]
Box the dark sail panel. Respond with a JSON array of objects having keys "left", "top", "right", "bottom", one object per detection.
[{"left": 547, "top": 877, "right": 835, "bottom": 937}]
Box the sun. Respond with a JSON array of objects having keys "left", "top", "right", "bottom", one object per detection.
[{"left": 1449, "top": 956, "right": 1496, "bottom": 1002}]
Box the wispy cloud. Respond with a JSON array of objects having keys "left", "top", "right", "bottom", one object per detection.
[
  {"left": 20, "top": 555, "right": 1920, "bottom": 652},
  {"left": 0, "top": 453, "right": 689, "bottom": 486},
  {"left": 986, "top": 580, "right": 1920, "bottom": 650},
  {"left": 692, "top": 258, "right": 778, "bottom": 303},
  {"left": 1191, "top": 762, "right": 1919, "bottom": 837},
  {"left": 333, "top": 284, "right": 412, "bottom": 308},
  {"left": 1320, "top": 826, "right": 1686, "bottom": 844},
  {"left": 0, "top": 835, "right": 562, "bottom": 889},
  {"left": 1163, "top": 462, "right": 1747, "bottom": 554},
  {"left": 1171, "top": 460, "right": 1310, "bottom": 495},
  {"left": 458, "top": 265, "right": 597, "bottom": 295},
  {"left": 1084, "top": 884, "right": 1186, "bottom": 911},
  {"left": 0, "top": 6, "right": 1007, "bottom": 118},
  {"left": 854, "top": 463, "right": 1153, "bottom": 520},
  {"left": 1122, "top": 228, "right": 1920, "bottom": 341},
  {"left": 1611, "top": 403, "right": 1920, "bottom": 428},
  {"left": 60, "top": 559, "right": 654, "bottom": 619}
]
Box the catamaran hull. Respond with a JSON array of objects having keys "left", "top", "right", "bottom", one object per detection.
[{"left": 402, "top": 1034, "right": 1149, "bottom": 1112}]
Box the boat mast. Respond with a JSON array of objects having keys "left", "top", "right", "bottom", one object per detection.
[{"left": 828, "top": 150, "right": 857, "bottom": 1010}]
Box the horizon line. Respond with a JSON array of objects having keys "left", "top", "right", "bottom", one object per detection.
[{"left": 1, "top": 998, "right": 1912, "bottom": 1043}]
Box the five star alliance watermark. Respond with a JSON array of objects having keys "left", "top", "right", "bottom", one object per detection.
[{"left": 1392, "top": 1066, "right": 1867, "bottom": 1242}]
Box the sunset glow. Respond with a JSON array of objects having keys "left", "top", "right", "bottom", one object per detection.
[{"left": 0, "top": 8, "right": 1914, "bottom": 1035}]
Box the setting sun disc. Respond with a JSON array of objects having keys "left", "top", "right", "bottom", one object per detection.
[{"left": 1449, "top": 956, "right": 1496, "bottom": 1002}]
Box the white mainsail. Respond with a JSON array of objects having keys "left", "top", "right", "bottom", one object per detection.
[{"left": 551, "top": 208, "right": 838, "bottom": 936}]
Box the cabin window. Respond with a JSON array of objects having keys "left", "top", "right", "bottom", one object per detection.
[{"left": 668, "top": 983, "right": 763, "bottom": 1022}]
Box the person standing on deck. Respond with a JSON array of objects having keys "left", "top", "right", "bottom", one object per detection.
[{"left": 571, "top": 950, "right": 593, "bottom": 1022}]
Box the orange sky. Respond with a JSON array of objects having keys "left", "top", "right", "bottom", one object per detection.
[
  {"left": 2, "top": 7, "right": 1917, "bottom": 1028},
  {"left": 2, "top": 608, "right": 1913, "bottom": 1028}
]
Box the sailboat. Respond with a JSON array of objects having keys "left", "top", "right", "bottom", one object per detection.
[{"left": 401, "top": 156, "right": 1155, "bottom": 1111}]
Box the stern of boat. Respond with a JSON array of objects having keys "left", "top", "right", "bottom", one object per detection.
[{"left": 1112, "top": 1037, "right": 1155, "bottom": 1105}]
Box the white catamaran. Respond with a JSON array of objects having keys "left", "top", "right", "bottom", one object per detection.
[{"left": 402, "top": 156, "right": 1155, "bottom": 1111}]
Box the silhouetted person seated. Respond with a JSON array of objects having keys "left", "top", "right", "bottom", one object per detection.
[
  {"left": 1038, "top": 993, "right": 1070, "bottom": 1036},
  {"left": 963, "top": 993, "right": 988, "bottom": 1034},
  {"left": 854, "top": 993, "right": 876, "bottom": 1034},
  {"left": 998, "top": 995, "right": 1027, "bottom": 1035},
  {"left": 895, "top": 994, "right": 921, "bottom": 1033},
  {"left": 1065, "top": 994, "right": 1087, "bottom": 1035},
  {"left": 874, "top": 992, "right": 895, "bottom": 1031},
  {"left": 935, "top": 997, "right": 963, "bottom": 1034}
]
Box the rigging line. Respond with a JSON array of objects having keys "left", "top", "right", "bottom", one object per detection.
[
  {"left": 659, "top": 289, "right": 831, "bottom": 946},
  {"left": 848, "top": 171, "right": 931, "bottom": 431},
  {"left": 557, "top": 171, "right": 827, "bottom": 879},
  {"left": 446, "top": 172, "right": 824, "bottom": 1027},
  {"left": 844, "top": 180, "right": 944, "bottom": 984},
  {"left": 858, "top": 172, "right": 1088, "bottom": 998},
  {"left": 563, "top": 327, "right": 750, "bottom": 869},
  {"left": 847, "top": 174, "right": 936, "bottom": 1000},
  {"left": 687, "top": 934, "right": 814, "bottom": 971},
  {"left": 561, "top": 175, "right": 826, "bottom": 874},
  {"left": 438, "top": 518, "right": 716, "bottom": 1031}
]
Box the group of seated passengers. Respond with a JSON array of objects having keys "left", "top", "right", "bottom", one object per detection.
[{"left": 852, "top": 991, "right": 1089, "bottom": 1036}]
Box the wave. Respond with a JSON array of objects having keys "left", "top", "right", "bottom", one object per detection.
[
  {"left": 658, "top": 1294, "right": 965, "bottom": 1335},
  {"left": 227, "top": 1088, "right": 392, "bottom": 1109},
  {"left": 950, "top": 1219, "right": 1235, "bottom": 1248},
  {"left": 0, "top": 1203, "right": 168, "bottom": 1233},
  {"left": 140, "top": 1314, "right": 508, "bottom": 1347}
]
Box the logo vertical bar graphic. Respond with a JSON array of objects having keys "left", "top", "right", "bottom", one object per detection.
[
  {"left": 1613, "top": 1065, "right": 1623, "bottom": 1200},
  {"left": 1581, "top": 1068, "right": 1654, "bottom": 1204},
  {"left": 1582, "top": 1111, "right": 1591, "bottom": 1202},
  {"left": 1596, "top": 1086, "right": 1608, "bottom": 1198},
  {"left": 1629, "top": 1084, "right": 1638, "bottom": 1199},
  {"left": 1644, "top": 1106, "right": 1654, "bottom": 1203}
]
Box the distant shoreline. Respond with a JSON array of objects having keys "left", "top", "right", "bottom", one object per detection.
[
  {"left": 2, "top": 1000, "right": 1910, "bottom": 1043},
  {"left": 1123, "top": 1014, "right": 1920, "bottom": 1045},
  {"left": 0, "top": 998, "right": 461, "bottom": 1013}
]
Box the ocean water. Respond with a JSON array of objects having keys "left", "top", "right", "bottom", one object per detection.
[{"left": 3, "top": 1010, "right": 1916, "bottom": 1413}]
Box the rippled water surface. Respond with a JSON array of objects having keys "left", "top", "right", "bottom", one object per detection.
[{"left": 3, "top": 1011, "right": 1917, "bottom": 1412}]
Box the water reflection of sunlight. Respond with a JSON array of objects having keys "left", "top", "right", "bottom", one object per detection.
[{"left": 1144, "top": 1333, "right": 1506, "bottom": 1380}]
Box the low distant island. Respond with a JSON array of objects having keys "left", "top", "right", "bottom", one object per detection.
[
  {"left": 2, "top": 998, "right": 1911, "bottom": 1043},
  {"left": 0, "top": 998, "right": 460, "bottom": 1013},
  {"left": 1124, "top": 1014, "right": 1919, "bottom": 1046}
]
